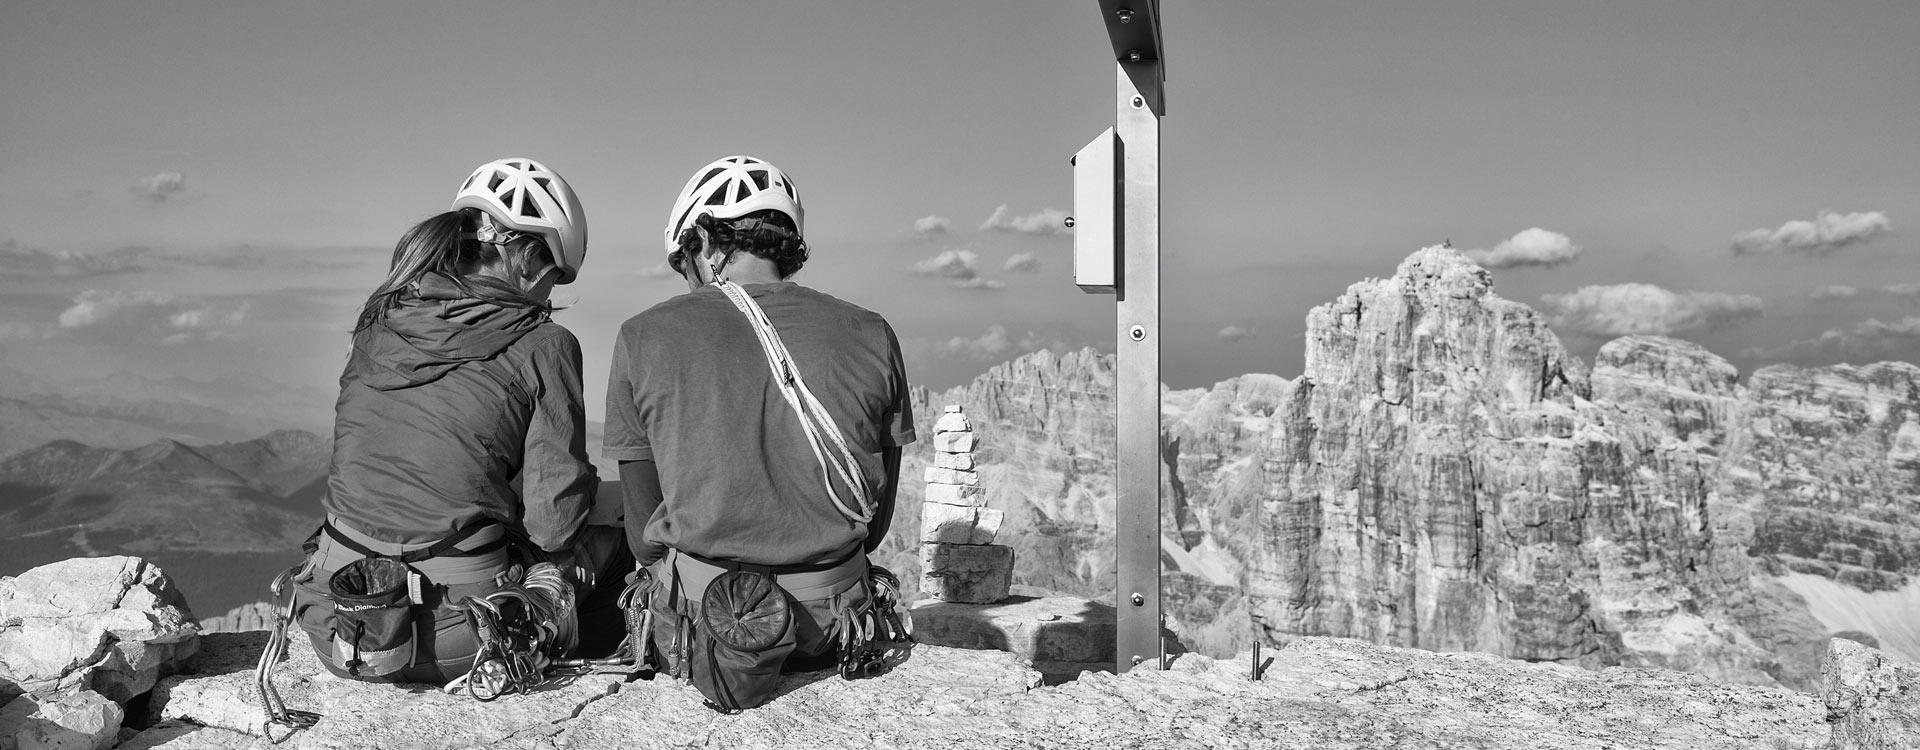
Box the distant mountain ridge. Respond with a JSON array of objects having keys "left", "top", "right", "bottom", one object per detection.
[
  {"left": 0, "top": 367, "right": 332, "bottom": 458},
  {"left": 0, "top": 429, "right": 329, "bottom": 616}
]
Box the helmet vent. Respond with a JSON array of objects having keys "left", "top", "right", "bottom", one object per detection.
[
  {"left": 519, "top": 193, "right": 543, "bottom": 219},
  {"left": 783, "top": 182, "right": 796, "bottom": 199},
  {"left": 704, "top": 184, "right": 729, "bottom": 206},
  {"left": 749, "top": 171, "right": 769, "bottom": 191},
  {"left": 532, "top": 178, "right": 564, "bottom": 216},
  {"left": 700, "top": 167, "right": 726, "bottom": 186},
  {"left": 487, "top": 171, "right": 507, "bottom": 192},
  {"left": 734, "top": 181, "right": 752, "bottom": 202}
]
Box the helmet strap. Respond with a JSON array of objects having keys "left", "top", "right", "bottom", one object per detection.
[{"left": 692, "top": 221, "right": 737, "bottom": 284}]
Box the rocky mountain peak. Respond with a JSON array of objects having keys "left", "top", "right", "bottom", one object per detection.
[
  {"left": 873, "top": 245, "right": 1919, "bottom": 692},
  {"left": 1305, "top": 245, "right": 1587, "bottom": 415}
]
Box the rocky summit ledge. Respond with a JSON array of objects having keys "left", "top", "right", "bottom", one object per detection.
[{"left": 123, "top": 631, "right": 1836, "bottom": 750}]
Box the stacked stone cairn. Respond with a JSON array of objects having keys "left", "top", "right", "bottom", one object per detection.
[{"left": 919, "top": 405, "right": 1016, "bottom": 604}]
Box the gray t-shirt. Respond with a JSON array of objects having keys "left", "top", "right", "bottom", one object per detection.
[{"left": 604, "top": 282, "right": 916, "bottom": 567}]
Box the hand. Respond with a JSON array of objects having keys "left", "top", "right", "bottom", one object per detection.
[{"left": 636, "top": 540, "right": 668, "bottom": 568}]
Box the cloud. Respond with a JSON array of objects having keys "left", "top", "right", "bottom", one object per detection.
[
  {"left": 913, "top": 215, "right": 952, "bottom": 236},
  {"left": 1218, "top": 325, "right": 1253, "bottom": 343},
  {"left": 0, "top": 240, "right": 142, "bottom": 279},
  {"left": 1004, "top": 252, "right": 1040, "bottom": 272},
  {"left": 1882, "top": 283, "right": 1920, "bottom": 298},
  {"left": 57, "top": 290, "right": 247, "bottom": 343},
  {"left": 1732, "top": 210, "right": 1892, "bottom": 256},
  {"left": 980, "top": 205, "right": 1072, "bottom": 235},
  {"left": 630, "top": 262, "right": 680, "bottom": 279},
  {"left": 1540, "top": 283, "right": 1764, "bottom": 337},
  {"left": 912, "top": 249, "right": 1004, "bottom": 291},
  {"left": 938, "top": 326, "right": 1075, "bottom": 360},
  {"left": 1809, "top": 284, "right": 1861, "bottom": 302},
  {"left": 1462, "top": 228, "right": 1583, "bottom": 269},
  {"left": 954, "top": 277, "right": 1006, "bottom": 290},
  {"left": 913, "top": 249, "right": 979, "bottom": 279},
  {"left": 131, "top": 172, "right": 187, "bottom": 203},
  {"left": 945, "top": 325, "right": 1012, "bottom": 357},
  {"left": 0, "top": 321, "right": 46, "bottom": 340},
  {"left": 1743, "top": 316, "right": 1920, "bottom": 363}
]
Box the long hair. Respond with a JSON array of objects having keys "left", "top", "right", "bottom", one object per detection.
[
  {"left": 670, "top": 210, "right": 810, "bottom": 279},
  {"left": 356, "top": 208, "right": 556, "bottom": 331}
]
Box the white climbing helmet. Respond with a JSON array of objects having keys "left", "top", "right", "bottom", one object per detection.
[
  {"left": 663, "top": 155, "right": 804, "bottom": 253},
  {"left": 452, "top": 158, "right": 588, "bottom": 285}
]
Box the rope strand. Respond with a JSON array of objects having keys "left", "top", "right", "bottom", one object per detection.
[{"left": 712, "top": 279, "right": 876, "bottom": 524}]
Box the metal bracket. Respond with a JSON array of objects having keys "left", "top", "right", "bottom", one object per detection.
[{"left": 1096, "top": 0, "right": 1165, "bottom": 114}]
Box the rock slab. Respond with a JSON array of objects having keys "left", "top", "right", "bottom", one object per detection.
[
  {"left": 910, "top": 595, "right": 1115, "bottom": 673},
  {"left": 920, "top": 543, "right": 1015, "bottom": 605},
  {"left": 128, "top": 632, "right": 1831, "bottom": 749},
  {"left": 1822, "top": 637, "right": 1920, "bottom": 750},
  {"left": 0, "top": 557, "right": 198, "bottom": 750}
]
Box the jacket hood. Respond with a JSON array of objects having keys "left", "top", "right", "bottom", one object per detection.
[{"left": 353, "top": 273, "right": 548, "bottom": 390}]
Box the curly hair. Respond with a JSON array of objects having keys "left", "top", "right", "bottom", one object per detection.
[{"left": 670, "top": 210, "right": 809, "bottom": 279}]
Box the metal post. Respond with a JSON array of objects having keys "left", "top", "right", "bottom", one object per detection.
[
  {"left": 1087, "top": 0, "right": 1165, "bottom": 674},
  {"left": 1113, "top": 57, "right": 1162, "bottom": 673}
]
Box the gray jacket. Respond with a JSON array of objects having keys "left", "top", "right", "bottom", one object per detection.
[{"left": 323, "top": 273, "right": 596, "bottom": 551}]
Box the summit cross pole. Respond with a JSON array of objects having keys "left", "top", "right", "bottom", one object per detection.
[{"left": 1073, "top": 0, "right": 1164, "bottom": 674}]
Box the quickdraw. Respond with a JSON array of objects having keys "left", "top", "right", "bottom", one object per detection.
[
  {"left": 255, "top": 564, "right": 321, "bottom": 743},
  {"left": 445, "top": 563, "right": 657, "bottom": 701},
  {"left": 837, "top": 565, "right": 914, "bottom": 679},
  {"left": 445, "top": 562, "right": 575, "bottom": 700},
  {"left": 549, "top": 566, "right": 656, "bottom": 675}
]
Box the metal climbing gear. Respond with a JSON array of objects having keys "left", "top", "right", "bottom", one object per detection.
[
  {"left": 255, "top": 564, "right": 321, "bottom": 743},
  {"left": 548, "top": 565, "right": 657, "bottom": 676},
  {"left": 837, "top": 565, "right": 913, "bottom": 679},
  {"left": 445, "top": 562, "right": 577, "bottom": 701}
]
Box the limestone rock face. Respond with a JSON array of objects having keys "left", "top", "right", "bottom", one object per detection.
[
  {"left": 1821, "top": 637, "right": 1920, "bottom": 750},
  {"left": 0, "top": 689, "right": 121, "bottom": 750},
  {"left": 0, "top": 557, "right": 199, "bottom": 704},
  {"left": 1736, "top": 361, "right": 1920, "bottom": 595},
  {"left": 197, "top": 603, "right": 275, "bottom": 635},
  {"left": 126, "top": 630, "right": 1829, "bottom": 749},
  {"left": 920, "top": 544, "right": 1015, "bottom": 604},
  {"left": 876, "top": 245, "right": 1920, "bottom": 691},
  {"left": 0, "top": 557, "right": 197, "bottom": 750},
  {"left": 877, "top": 349, "right": 1119, "bottom": 604}
]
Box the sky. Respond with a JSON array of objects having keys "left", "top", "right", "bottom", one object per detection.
[{"left": 1, "top": 0, "right": 1917, "bottom": 429}]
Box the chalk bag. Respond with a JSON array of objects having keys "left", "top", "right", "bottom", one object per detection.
[
  {"left": 328, "top": 557, "right": 417, "bottom": 678},
  {"left": 693, "top": 570, "right": 793, "bottom": 712}
]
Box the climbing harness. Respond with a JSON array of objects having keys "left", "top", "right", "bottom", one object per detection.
[
  {"left": 710, "top": 273, "right": 876, "bottom": 524},
  {"left": 255, "top": 564, "right": 321, "bottom": 743}
]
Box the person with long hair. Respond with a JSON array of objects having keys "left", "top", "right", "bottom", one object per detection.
[{"left": 290, "top": 158, "right": 623, "bottom": 684}]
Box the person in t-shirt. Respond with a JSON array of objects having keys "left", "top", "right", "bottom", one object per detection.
[{"left": 604, "top": 156, "right": 914, "bottom": 708}]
